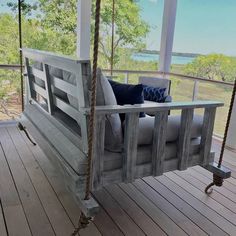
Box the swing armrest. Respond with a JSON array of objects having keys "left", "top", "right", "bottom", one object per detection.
[{"left": 82, "top": 101, "right": 223, "bottom": 115}]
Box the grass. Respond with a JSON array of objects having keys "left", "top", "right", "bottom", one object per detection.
[{"left": 110, "top": 71, "right": 232, "bottom": 137}]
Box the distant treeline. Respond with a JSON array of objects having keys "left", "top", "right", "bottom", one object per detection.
[{"left": 140, "top": 49, "right": 202, "bottom": 58}]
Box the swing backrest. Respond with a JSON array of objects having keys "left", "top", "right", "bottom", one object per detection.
[{"left": 23, "top": 48, "right": 91, "bottom": 153}]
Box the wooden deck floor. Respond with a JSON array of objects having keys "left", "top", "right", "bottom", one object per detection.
[{"left": 0, "top": 123, "right": 236, "bottom": 236}]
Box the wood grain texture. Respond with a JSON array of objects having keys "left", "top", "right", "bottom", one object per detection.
[
  {"left": 93, "top": 115, "right": 105, "bottom": 190},
  {"left": 119, "top": 182, "right": 187, "bottom": 236},
  {"left": 0, "top": 128, "right": 55, "bottom": 236},
  {"left": 86, "top": 100, "right": 224, "bottom": 115},
  {"left": 157, "top": 174, "right": 235, "bottom": 235},
  {"left": 123, "top": 113, "right": 139, "bottom": 182},
  {"left": 152, "top": 111, "right": 168, "bottom": 176},
  {"left": 144, "top": 176, "right": 227, "bottom": 236},
  {"left": 166, "top": 171, "right": 236, "bottom": 226},
  {"left": 7, "top": 126, "right": 75, "bottom": 235},
  {"left": 200, "top": 107, "right": 217, "bottom": 166},
  {"left": 19, "top": 124, "right": 101, "bottom": 236},
  {"left": 1, "top": 124, "right": 236, "bottom": 236},
  {"left": 0, "top": 201, "right": 7, "bottom": 236},
  {"left": 94, "top": 188, "right": 145, "bottom": 236},
  {"left": 43, "top": 64, "right": 54, "bottom": 114},
  {"left": 133, "top": 179, "right": 207, "bottom": 236},
  {"left": 178, "top": 109, "right": 194, "bottom": 170},
  {"left": 105, "top": 184, "right": 166, "bottom": 236}
]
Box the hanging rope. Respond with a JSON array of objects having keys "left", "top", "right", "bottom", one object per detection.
[
  {"left": 72, "top": 0, "right": 101, "bottom": 234},
  {"left": 18, "top": 0, "right": 24, "bottom": 111},
  {"left": 205, "top": 78, "right": 236, "bottom": 194},
  {"left": 110, "top": 0, "right": 115, "bottom": 76}
]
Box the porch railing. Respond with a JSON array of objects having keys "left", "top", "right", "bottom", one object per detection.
[{"left": 0, "top": 64, "right": 234, "bottom": 137}]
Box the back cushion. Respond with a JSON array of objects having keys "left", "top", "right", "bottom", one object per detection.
[
  {"left": 108, "top": 80, "right": 145, "bottom": 121},
  {"left": 63, "top": 68, "right": 123, "bottom": 152}
]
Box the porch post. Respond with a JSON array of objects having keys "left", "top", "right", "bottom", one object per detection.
[
  {"left": 226, "top": 96, "right": 236, "bottom": 149},
  {"left": 77, "top": 0, "right": 92, "bottom": 59},
  {"left": 159, "top": 0, "right": 177, "bottom": 73}
]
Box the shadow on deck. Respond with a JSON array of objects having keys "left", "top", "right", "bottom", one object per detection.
[{"left": 0, "top": 122, "right": 236, "bottom": 236}]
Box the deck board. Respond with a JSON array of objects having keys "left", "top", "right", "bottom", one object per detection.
[
  {"left": 1, "top": 123, "right": 236, "bottom": 236},
  {"left": 0, "top": 199, "right": 8, "bottom": 236}
]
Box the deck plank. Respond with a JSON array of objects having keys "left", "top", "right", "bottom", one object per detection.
[
  {"left": 157, "top": 174, "right": 236, "bottom": 235},
  {"left": 0, "top": 127, "right": 55, "bottom": 236},
  {"left": 7, "top": 126, "right": 75, "bottom": 236},
  {"left": 0, "top": 199, "right": 8, "bottom": 236},
  {"left": 105, "top": 184, "right": 166, "bottom": 236},
  {"left": 184, "top": 168, "right": 236, "bottom": 204},
  {"left": 175, "top": 170, "right": 236, "bottom": 211},
  {"left": 0, "top": 139, "right": 32, "bottom": 236},
  {"left": 133, "top": 179, "right": 207, "bottom": 236},
  {"left": 94, "top": 188, "right": 145, "bottom": 236},
  {"left": 93, "top": 207, "right": 124, "bottom": 236},
  {"left": 165, "top": 171, "right": 236, "bottom": 226},
  {"left": 119, "top": 182, "right": 187, "bottom": 236},
  {"left": 18, "top": 125, "right": 102, "bottom": 236},
  {"left": 143, "top": 176, "right": 227, "bottom": 236},
  {"left": 1, "top": 123, "right": 236, "bottom": 236}
]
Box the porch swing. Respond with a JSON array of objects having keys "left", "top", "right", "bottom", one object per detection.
[{"left": 18, "top": 0, "right": 233, "bottom": 228}]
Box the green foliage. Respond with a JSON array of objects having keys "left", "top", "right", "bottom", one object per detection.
[
  {"left": 6, "top": 0, "right": 149, "bottom": 68},
  {"left": 184, "top": 54, "right": 236, "bottom": 82}
]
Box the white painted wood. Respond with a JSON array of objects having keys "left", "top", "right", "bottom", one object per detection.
[
  {"left": 77, "top": 0, "right": 92, "bottom": 59},
  {"left": 32, "top": 82, "right": 47, "bottom": 98},
  {"left": 192, "top": 80, "right": 199, "bottom": 101},
  {"left": 226, "top": 96, "right": 236, "bottom": 149},
  {"left": 51, "top": 75, "right": 77, "bottom": 97},
  {"left": 89, "top": 101, "right": 224, "bottom": 115},
  {"left": 43, "top": 64, "right": 54, "bottom": 114},
  {"left": 159, "top": 0, "right": 177, "bottom": 73}
]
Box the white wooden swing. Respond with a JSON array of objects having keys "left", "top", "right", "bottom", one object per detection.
[{"left": 18, "top": 0, "right": 232, "bottom": 232}]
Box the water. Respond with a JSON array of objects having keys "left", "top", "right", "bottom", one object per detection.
[{"left": 132, "top": 52, "right": 195, "bottom": 64}]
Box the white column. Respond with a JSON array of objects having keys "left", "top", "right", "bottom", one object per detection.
[
  {"left": 226, "top": 95, "right": 236, "bottom": 149},
  {"left": 77, "top": 0, "right": 92, "bottom": 59},
  {"left": 159, "top": 0, "right": 177, "bottom": 73}
]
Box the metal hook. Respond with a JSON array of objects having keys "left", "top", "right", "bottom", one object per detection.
[
  {"left": 18, "top": 122, "right": 36, "bottom": 146},
  {"left": 205, "top": 182, "right": 215, "bottom": 194}
]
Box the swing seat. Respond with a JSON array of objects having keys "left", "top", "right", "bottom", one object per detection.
[{"left": 19, "top": 48, "right": 224, "bottom": 217}]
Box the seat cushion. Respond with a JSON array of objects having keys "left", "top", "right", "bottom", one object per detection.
[
  {"left": 137, "top": 114, "right": 203, "bottom": 145},
  {"left": 103, "top": 138, "right": 201, "bottom": 171}
]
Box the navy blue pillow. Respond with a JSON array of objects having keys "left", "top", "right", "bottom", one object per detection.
[
  {"left": 143, "top": 85, "right": 166, "bottom": 103},
  {"left": 108, "top": 80, "right": 145, "bottom": 121}
]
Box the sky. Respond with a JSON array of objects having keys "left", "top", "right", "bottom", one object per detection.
[
  {"left": 139, "top": 0, "right": 236, "bottom": 56},
  {"left": 1, "top": 0, "right": 236, "bottom": 56}
]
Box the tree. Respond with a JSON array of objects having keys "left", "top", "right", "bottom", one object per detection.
[
  {"left": 6, "top": 0, "right": 150, "bottom": 68},
  {"left": 184, "top": 54, "right": 236, "bottom": 82}
]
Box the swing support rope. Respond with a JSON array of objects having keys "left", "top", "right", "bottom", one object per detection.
[
  {"left": 18, "top": 0, "right": 24, "bottom": 112},
  {"left": 205, "top": 78, "right": 235, "bottom": 194},
  {"left": 71, "top": 0, "right": 101, "bottom": 235}
]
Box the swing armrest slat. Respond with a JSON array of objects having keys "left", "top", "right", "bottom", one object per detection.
[{"left": 82, "top": 101, "right": 224, "bottom": 115}]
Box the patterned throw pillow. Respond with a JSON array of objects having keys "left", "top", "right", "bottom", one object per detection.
[{"left": 143, "top": 85, "right": 167, "bottom": 102}]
